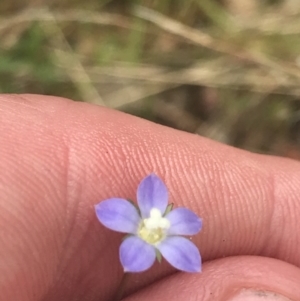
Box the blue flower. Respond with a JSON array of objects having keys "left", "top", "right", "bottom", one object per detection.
[{"left": 95, "top": 174, "right": 202, "bottom": 273}]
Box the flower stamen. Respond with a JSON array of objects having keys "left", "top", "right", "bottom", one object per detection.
[{"left": 138, "top": 208, "right": 170, "bottom": 245}]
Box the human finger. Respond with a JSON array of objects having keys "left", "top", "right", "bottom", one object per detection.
[
  {"left": 1, "top": 94, "right": 300, "bottom": 301},
  {"left": 125, "top": 256, "right": 300, "bottom": 301}
]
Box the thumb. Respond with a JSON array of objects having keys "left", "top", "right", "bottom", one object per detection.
[{"left": 125, "top": 256, "right": 300, "bottom": 301}]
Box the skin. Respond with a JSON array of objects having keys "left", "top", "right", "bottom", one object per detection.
[{"left": 0, "top": 94, "right": 300, "bottom": 301}]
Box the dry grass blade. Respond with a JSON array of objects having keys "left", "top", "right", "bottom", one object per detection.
[
  {"left": 39, "top": 9, "right": 105, "bottom": 105},
  {"left": 0, "top": 8, "right": 129, "bottom": 33},
  {"left": 103, "top": 83, "right": 179, "bottom": 109},
  {"left": 87, "top": 61, "right": 300, "bottom": 96},
  {"left": 134, "top": 5, "right": 222, "bottom": 54},
  {"left": 134, "top": 5, "right": 300, "bottom": 81}
]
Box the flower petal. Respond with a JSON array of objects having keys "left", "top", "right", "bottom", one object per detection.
[
  {"left": 137, "top": 174, "right": 168, "bottom": 218},
  {"left": 95, "top": 198, "right": 140, "bottom": 234},
  {"left": 120, "top": 236, "right": 156, "bottom": 272},
  {"left": 157, "top": 236, "right": 201, "bottom": 273},
  {"left": 166, "top": 208, "right": 202, "bottom": 235}
]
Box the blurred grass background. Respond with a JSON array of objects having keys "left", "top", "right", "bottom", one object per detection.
[{"left": 1, "top": 0, "right": 300, "bottom": 159}]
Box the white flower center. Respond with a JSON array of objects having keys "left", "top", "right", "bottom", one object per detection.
[{"left": 138, "top": 208, "right": 170, "bottom": 245}]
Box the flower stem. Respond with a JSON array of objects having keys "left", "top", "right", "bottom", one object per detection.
[{"left": 112, "top": 273, "right": 129, "bottom": 301}]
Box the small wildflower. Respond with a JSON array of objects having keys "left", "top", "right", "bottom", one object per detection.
[{"left": 95, "top": 174, "right": 202, "bottom": 273}]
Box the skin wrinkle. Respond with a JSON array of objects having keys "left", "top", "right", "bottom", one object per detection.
[
  {"left": 42, "top": 113, "right": 142, "bottom": 300},
  {"left": 259, "top": 171, "right": 277, "bottom": 258},
  {"left": 264, "top": 170, "right": 300, "bottom": 262},
  {"left": 47, "top": 145, "right": 78, "bottom": 280},
  {"left": 245, "top": 173, "right": 271, "bottom": 253},
  {"left": 55, "top": 141, "right": 74, "bottom": 271},
  {"left": 275, "top": 190, "right": 299, "bottom": 261},
  {"left": 45, "top": 146, "right": 98, "bottom": 298},
  {"left": 239, "top": 164, "right": 272, "bottom": 253}
]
